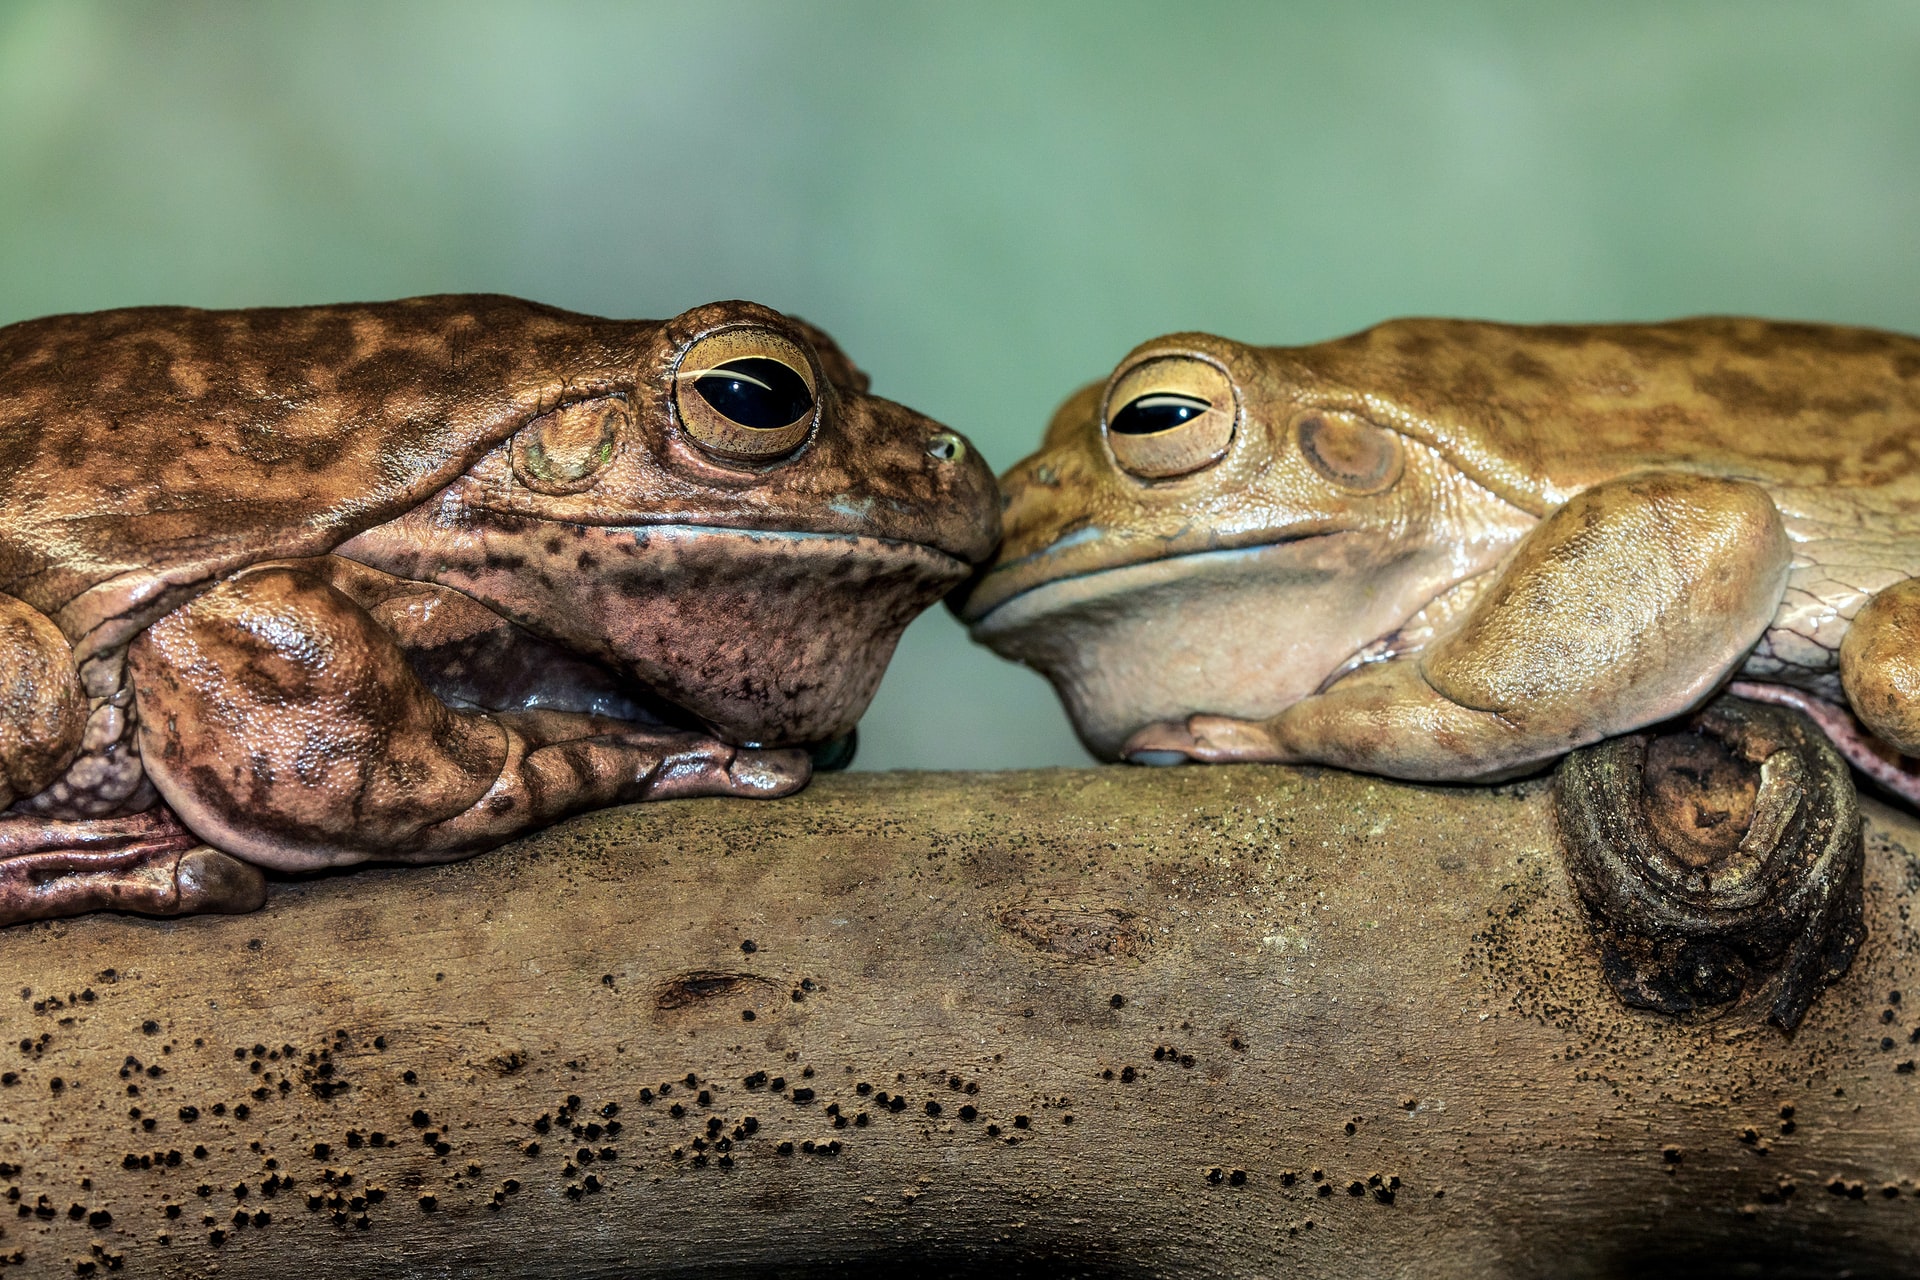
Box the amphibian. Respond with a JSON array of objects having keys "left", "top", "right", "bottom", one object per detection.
[
  {"left": 960, "top": 317, "right": 1920, "bottom": 800},
  {"left": 0, "top": 294, "right": 997, "bottom": 923}
]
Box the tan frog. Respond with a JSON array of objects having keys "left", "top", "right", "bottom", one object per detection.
[
  {"left": 0, "top": 294, "right": 997, "bottom": 924},
  {"left": 960, "top": 317, "right": 1920, "bottom": 802}
]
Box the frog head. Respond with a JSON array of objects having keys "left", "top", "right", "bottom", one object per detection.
[
  {"left": 956, "top": 331, "right": 1519, "bottom": 759},
  {"left": 341, "top": 300, "right": 1000, "bottom": 750}
]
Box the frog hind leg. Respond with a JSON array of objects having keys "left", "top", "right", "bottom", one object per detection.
[
  {"left": 0, "top": 592, "right": 244, "bottom": 928},
  {"left": 1126, "top": 472, "right": 1791, "bottom": 781},
  {"left": 128, "top": 563, "right": 810, "bottom": 873},
  {"left": 0, "top": 810, "right": 267, "bottom": 926}
]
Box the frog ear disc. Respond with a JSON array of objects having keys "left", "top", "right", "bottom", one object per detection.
[
  {"left": 1296, "top": 411, "right": 1404, "bottom": 494},
  {"left": 674, "top": 329, "right": 818, "bottom": 463},
  {"left": 511, "top": 396, "right": 627, "bottom": 495}
]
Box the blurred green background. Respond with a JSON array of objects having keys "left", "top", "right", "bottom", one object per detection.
[{"left": 3, "top": 1, "right": 1916, "bottom": 770}]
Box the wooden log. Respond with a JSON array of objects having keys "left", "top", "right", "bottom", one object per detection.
[{"left": 0, "top": 764, "right": 1916, "bottom": 1278}]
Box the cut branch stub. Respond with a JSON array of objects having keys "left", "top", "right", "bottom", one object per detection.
[{"left": 1555, "top": 694, "right": 1865, "bottom": 1029}]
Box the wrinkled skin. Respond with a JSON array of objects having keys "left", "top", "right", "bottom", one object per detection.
[
  {"left": 0, "top": 295, "right": 998, "bottom": 921},
  {"left": 959, "top": 316, "right": 1920, "bottom": 801}
]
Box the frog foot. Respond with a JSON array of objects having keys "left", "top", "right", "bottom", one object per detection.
[
  {"left": 1123, "top": 714, "right": 1287, "bottom": 765},
  {"left": 0, "top": 811, "right": 267, "bottom": 926}
]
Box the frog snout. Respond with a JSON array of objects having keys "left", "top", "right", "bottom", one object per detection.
[
  {"left": 951, "top": 439, "right": 1004, "bottom": 564},
  {"left": 910, "top": 419, "right": 1001, "bottom": 565}
]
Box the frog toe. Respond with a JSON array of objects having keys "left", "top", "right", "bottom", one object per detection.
[
  {"left": 1127, "top": 748, "right": 1193, "bottom": 767},
  {"left": 1124, "top": 715, "right": 1285, "bottom": 764},
  {"left": 1122, "top": 719, "right": 1200, "bottom": 763},
  {"left": 174, "top": 847, "right": 268, "bottom": 915},
  {"left": 724, "top": 747, "right": 812, "bottom": 798},
  {"left": 636, "top": 739, "right": 811, "bottom": 801}
]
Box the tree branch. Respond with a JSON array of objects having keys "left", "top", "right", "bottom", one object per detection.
[{"left": 0, "top": 765, "right": 1915, "bottom": 1277}]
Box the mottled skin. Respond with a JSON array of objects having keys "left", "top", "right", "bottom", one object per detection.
[
  {"left": 0, "top": 294, "right": 997, "bottom": 922},
  {"left": 960, "top": 317, "right": 1920, "bottom": 799}
]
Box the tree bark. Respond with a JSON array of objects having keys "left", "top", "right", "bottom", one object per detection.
[{"left": 0, "top": 764, "right": 1916, "bottom": 1278}]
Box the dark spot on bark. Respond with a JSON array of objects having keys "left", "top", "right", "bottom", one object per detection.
[
  {"left": 998, "top": 905, "right": 1148, "bottom": 960},
  {"left": 653, "top": 970, "right": 771, "bottom": 1010}
]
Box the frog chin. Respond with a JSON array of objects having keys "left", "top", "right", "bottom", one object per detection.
[
  {"left": 337, "top": 519, "right": 972, "bottom": 748},
  {"left": 967, "top": 534, "right": 1462, "bottom": 760}
]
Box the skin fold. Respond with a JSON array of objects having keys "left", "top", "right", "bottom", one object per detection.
[
  {"left": 0, "top": 294, "right": 998, "bottom": 922},
  {"left": 959, "top": 316, "right": 1920, "bottom": 799}
]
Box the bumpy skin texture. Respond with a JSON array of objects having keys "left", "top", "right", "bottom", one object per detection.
[
  {"left": 0, "top": 294, "right": 998, "bottom": 920},
  {"left": 960, "top": 316, "right": 1920, "bottom": 794}
]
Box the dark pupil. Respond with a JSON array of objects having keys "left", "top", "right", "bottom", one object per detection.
[
  {"left": 694, "top": 358, "right": 814, "bottom": 429},
  {"left": 1109, "top": 393, "right": 1211, "bottom": 436}
]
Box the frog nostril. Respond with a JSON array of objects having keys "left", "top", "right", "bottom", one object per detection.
[{"left": 927, "top": 432, "right": 965, "bottom": 463}]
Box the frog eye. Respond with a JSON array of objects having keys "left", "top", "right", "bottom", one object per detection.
[
  {"left": 674, "top": 329, "right": 818, "bottom": 462},
  {"left": 1297, "top": 411, "right": 1403, "bottom": 494},
  {"left": 691, "top": 358, "right": 813, "bottom": 430},
  {"left": 1110, "top": 393, "right": 1211, "bottom": 436},
  {"left": 1102, "top": 355, "right": 1236, "bottom": 479}
]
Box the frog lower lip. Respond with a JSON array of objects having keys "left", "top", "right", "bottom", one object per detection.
[{"left": 959, "top": 530, "right": 1326, "bottom": 626}]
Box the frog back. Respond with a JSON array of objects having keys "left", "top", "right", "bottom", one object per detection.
[
  {"left": 1285, "top": 316, "right": 1920, "bottom": 515},
  {"left": 0, "top": 294, "right": 650, "bottom": 654}
]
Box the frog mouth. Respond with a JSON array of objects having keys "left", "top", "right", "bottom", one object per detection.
[
  {"left": 966, "top": 538, "right": 1340, "bottom": 640},
  {"left": 959, "top": 528, "right": 1330, "bottom": 628}
]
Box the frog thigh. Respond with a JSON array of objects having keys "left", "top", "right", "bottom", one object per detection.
[
  {"left": 1134, "top": 471, "right": 1789, "bottom": 780},
  {"left": 129, "top": 564, "right": 808, "bottom": 872},
  {"left": 0, "top": 591, "right": 86, "bottom": 807},
  {"left": 1840, "top": 576, "right": 1920, "bottom": 754}
]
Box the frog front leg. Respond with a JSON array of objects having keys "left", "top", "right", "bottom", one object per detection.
[
  {"left": 1126, "top": 472, "right": 1791, "bottom": 780},
  {"left": 129, "top": 563, "right": 809, "bottom": 873}
]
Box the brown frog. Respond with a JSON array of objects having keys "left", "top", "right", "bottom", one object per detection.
[
  {"left": 0, "top": 294, "right": 997, "bottom": 924},
  {"left": 960, "top": 317, "right": 1920, "bottom": 801}
]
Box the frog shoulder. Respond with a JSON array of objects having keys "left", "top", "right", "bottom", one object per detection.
[{"left": 1283, "top": 316, "right": 1920, "bottom": 513}]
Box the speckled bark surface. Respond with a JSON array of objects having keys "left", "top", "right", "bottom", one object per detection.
[{"left": 0, "top": 766, "right": 1916, "bottom": 1278}]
